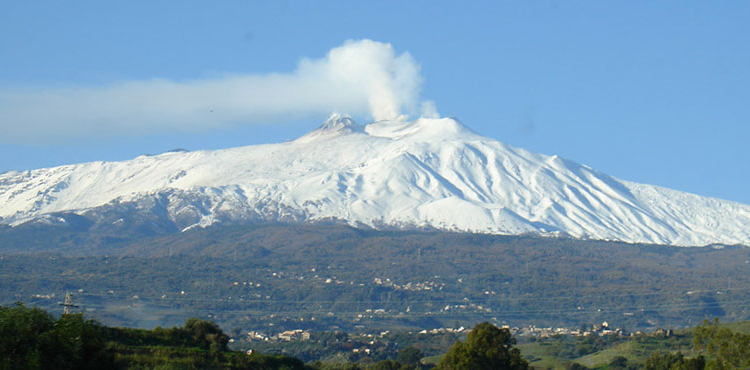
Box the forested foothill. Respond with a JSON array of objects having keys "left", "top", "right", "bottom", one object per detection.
[{"left": 1, "top": 224, "right": 749, "bottom": 333}]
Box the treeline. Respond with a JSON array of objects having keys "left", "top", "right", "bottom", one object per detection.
[
  {"left": 0, "top": 303, "right": 446, "bottom": 370},
  {"left": 0, "top": 302, "right": 529, "bottom": 370},
  {"left": 691, "top": 318, "right": 750, "bottom": 369},
  {"left": 0, "top": 303, "right": 308, "bottom": 370},
  {"left": 3, "top": 302, "right": 750, "bottom": 370},
  {"left": 0, "top": 303, "right": 112, "bottom": 369},
  {"left": 614, "top": 319, "right": 750, "bottom": 369}
]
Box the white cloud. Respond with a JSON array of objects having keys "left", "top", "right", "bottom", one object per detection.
[{"left": 0, "top": 39, "right": 435, "bottom": 143}]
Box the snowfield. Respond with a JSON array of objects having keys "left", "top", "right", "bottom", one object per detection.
[{"left": 1, "top": 114, "right": 749, "bottom": 247}]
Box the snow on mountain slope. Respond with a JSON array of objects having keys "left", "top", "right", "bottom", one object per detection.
[{"left": 1, "top": 114, "right": 749, "bottom": 246}]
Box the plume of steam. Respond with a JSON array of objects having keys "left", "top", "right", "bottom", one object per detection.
[{"left": 0, "top": 39, "right": 435, "bottom": 143}]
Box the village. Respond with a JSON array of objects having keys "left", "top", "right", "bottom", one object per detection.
[
  {"left": 26, "top": 269, "right": 646, "bottom": 341},
  {"left": 241, "top": 320, "right": 629, "bottom": 344}
]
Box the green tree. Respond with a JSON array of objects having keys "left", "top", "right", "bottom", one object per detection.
[
  {"left": 397, "top": 346, "right": 423, "bottom": 367},
  {"left": 693, "top": 319, "right": 750, "bottom": 369},
  {"left": 0, "top": 303, "right": 114, "bottom": 370},
  {"left": 373, "top": 359, "right": 411, "bottom": 370},
  {"left": 317, "top": 363, "right": 363, "bottom": 370},
  {"left": 38, "top": 313, "right": 114, "bottom": 370},
  {"left": 183, "top": 317, "right": 229, "bottom": 352},
  {"left": 609, "top": 355, "right": 629, "bottom": 369},
  {"left": 436, "top": 322, "right": 529, "bottom": 370},
  {"left": 0, "top": 303, "right": 55, "bottom": 369},
  {"left": 644, "top": 352, "right": 704, "bottom": 370}
]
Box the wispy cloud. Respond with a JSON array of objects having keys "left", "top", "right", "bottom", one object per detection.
[{"left": 0, "top": 39, "right": 435, "bottom": 143}]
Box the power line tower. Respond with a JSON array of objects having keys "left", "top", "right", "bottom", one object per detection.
[{"left": 59, "top": 292, "right": 79, "bottom": 315}]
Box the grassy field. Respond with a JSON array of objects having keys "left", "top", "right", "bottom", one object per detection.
[
  {"left": 515, "top": 329, "right": 702, "bottom": 369},
  {"left": 516, "top": 341, "right": 571, "bottom": 369}
]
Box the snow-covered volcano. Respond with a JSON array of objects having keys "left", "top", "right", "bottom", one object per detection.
[{"left": 1, "top": 114, "right": 749, "bottom": 247}]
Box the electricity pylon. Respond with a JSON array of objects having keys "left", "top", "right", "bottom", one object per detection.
[{"left": 59, "top": 292, "right": 79, "bottom": 314}]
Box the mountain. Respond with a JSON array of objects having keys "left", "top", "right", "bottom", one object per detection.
[{"left": 1, "top": 114, "right": 749, "bottom": 247}]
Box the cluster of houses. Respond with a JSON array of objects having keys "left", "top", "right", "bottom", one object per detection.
[
  {"left": 417, "top": 326, "right": 466, "bottom": 334},
  {"left": 441, "top": 302, "right": 492, "bottom": 313},
  {"left": 514, "top": 321, "right": 625, "bottom": 338},
  {"left": 242, "top": 324, "right": 632, "bottom": 349},
  {"left": 372, "top": 277, "right": 445, "bottom": 291},
  {"left": 244, "top": 321, "right": 630, "bottom": 344},
  {"left": 246, "top": 329, "right": 312, "bottom": 342}
]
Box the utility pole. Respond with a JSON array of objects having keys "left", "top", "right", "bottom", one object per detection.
[{"left": 59, "top": 292, "right": 79, "bottom": 315}]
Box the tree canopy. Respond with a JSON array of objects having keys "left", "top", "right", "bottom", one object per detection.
[
  {"left": 693, "top": 319, "right": 750, "bottom": 369},
  {"left": 644, "top": 352, "right": 705, "bottom": 370},
  {"left": 0, "top": 303, "right": 114, "bottom": 370},
  {"left": 0, "top": 303, "right": 306, "bottom": 370},
  {"left": 437, "top": 322, "right": 528, "bottom": 370},
  {"left": 396, "top": 346, "right": 423, "bottom": 367}
]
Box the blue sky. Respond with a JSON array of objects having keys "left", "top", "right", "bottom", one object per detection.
[{"left": 1, "top": 1, "right": 748, "bottom": 204}]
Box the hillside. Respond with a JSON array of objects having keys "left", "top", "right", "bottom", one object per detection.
[{"left": 2, "top": 224, "right": 749, "bottom": 332}]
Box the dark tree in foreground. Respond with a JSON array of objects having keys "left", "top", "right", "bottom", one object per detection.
[
  {"left": 397, "top": 346, "right": 424, "bottom": 367},
  {"left": 436, "top": 322, "right": 528, "bottom": 370},
  {"left": 184, "top": 316, "right": 230, "bottom": 352},
  {"left": 0, "top": 303, "right": 114, "bottom": 370},
  {"left": 372, "top": 359, "right": 411, "bottom": 370},
  {"left": 0, "top": 303, "right": 310, "bottom": 370}
]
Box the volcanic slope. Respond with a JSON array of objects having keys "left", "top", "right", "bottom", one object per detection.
[{"left": 1, "top": 114, "right": 749, "bottom": 246}]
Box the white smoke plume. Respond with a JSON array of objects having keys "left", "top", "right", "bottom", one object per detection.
[{"left": 0, "top": 39, "right": 435, "bottom": 142}]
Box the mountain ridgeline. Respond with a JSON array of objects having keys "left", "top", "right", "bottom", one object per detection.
[{"left": 2, "top": 114, "right": 749, "bottom": 247}]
